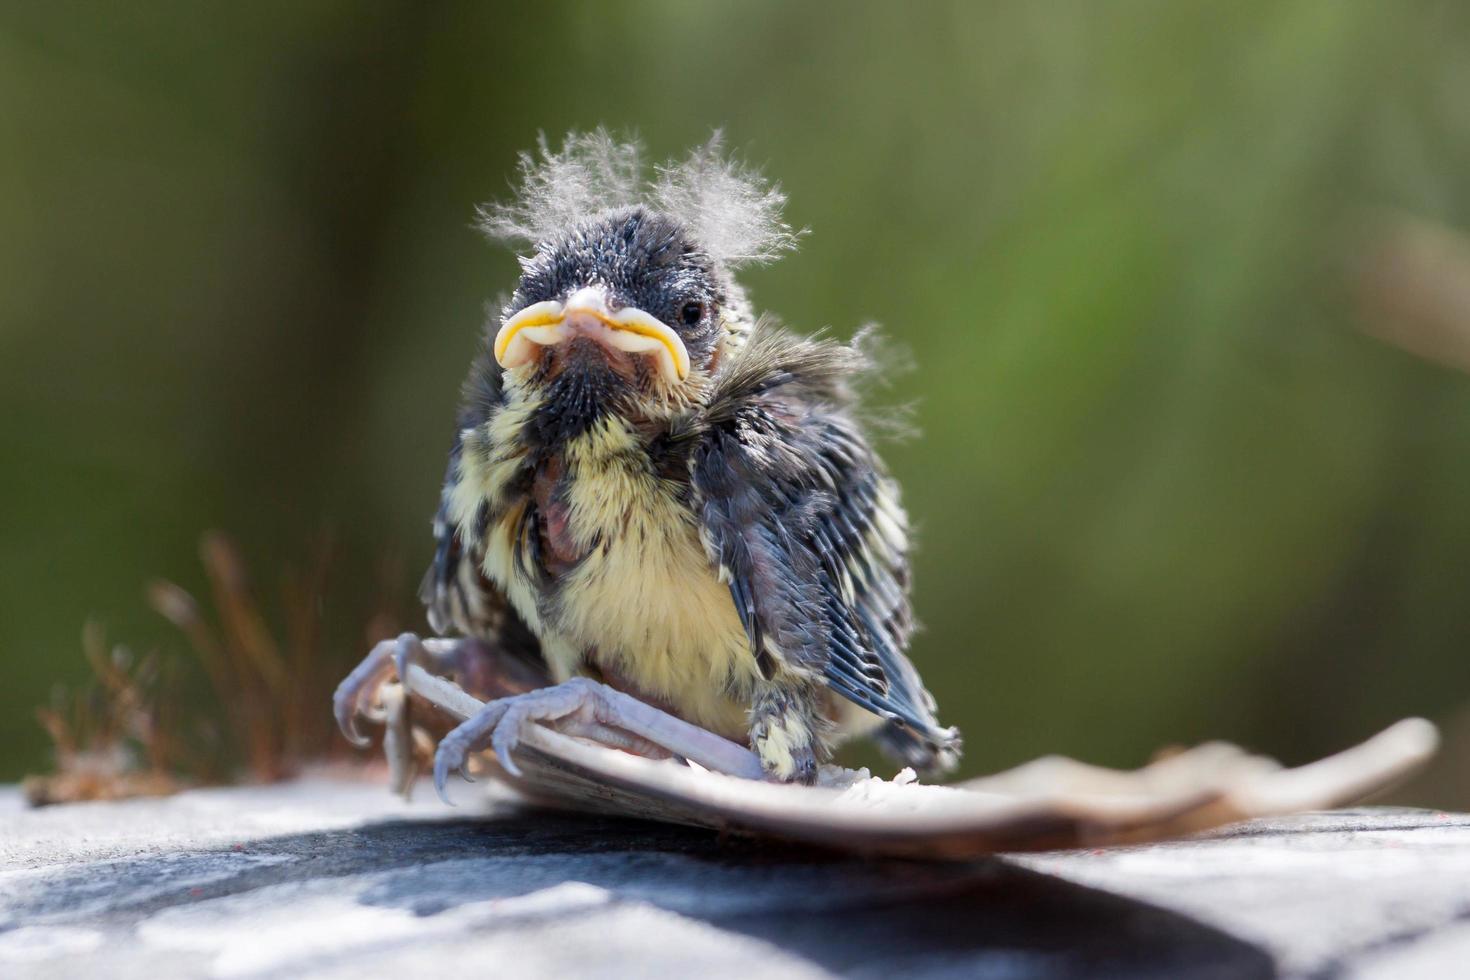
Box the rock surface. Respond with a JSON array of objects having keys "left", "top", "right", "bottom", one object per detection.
[{"left": 1, "top": 774, "right": 1467, "bottom": 978}]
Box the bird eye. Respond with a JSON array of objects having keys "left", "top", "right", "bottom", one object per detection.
[{"left": 679, "top": 301, "right": 704, "bottom": 327}]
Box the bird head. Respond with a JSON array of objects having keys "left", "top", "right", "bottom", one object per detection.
[
  {"left": 494, "top": 207, "right": 728, "bottom": 404},
  {"left": 479, "top": 131, "right": 799, "bottom": 422}
]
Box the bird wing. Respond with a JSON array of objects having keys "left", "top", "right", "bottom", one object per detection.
[
  {"left": 688, "top": 336, "right": 955, "bottom": 760},
  {"left": 420, "top": 432, "right": 543, "bottom": 667}
]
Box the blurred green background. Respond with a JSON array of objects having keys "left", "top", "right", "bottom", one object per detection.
[{"left": 4, "top": 1, "right": 1470, "bottom": 799}]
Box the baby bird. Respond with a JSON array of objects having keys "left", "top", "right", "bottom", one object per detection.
[{"left": 335, "top": 132, "right": 960, "bottom": 788}]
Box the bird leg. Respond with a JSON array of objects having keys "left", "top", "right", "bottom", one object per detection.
[{"left": 429, "top": 676, "right": 766, "bottom": 801}]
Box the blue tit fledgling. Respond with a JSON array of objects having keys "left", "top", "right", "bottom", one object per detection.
[{"left": 336, "top": 132, "right": 960, "bottom": 786}]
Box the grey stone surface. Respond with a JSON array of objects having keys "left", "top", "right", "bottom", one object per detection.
[{"left": 1, "top": 775, "right": 1466, "bottom": 978}]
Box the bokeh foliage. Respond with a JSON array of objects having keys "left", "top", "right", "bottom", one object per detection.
[{"left": 3, "top": 1, "right": 1470, "bottom": 796}]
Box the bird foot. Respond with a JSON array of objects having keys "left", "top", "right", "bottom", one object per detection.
[
  {"left": 333, "top": 632, "right": 547, "bottom": 748},
  {"left": 333, "top": 634, "right": 406, "bottom": 748},
  {"left": 430, "top": 676, "right": 765, "bottom": 802},
  {"left": 335, "top": 632, "right": 556, "bottom": 797}
]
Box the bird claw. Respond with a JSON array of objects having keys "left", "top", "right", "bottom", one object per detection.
[
  {"left": 332, "top": 636, "right": 402, "bottom": 747},
  {"left": 432, "top": 698, "right": 515, "bottom": 803},
  {"left": 491, "top": 708, "right": 528, "bottom": 779},
  {"left": 339, "top": 638, "right": 765, "bottom": 800},
  {"left": 431, "top": 680, "right": 607, "bottom": 799},
  {"left": 352, "top": 663, "right": 763, "bottom": 802},
  {"left": 334, "top": 632, "right": 466, "bottom": 750}
]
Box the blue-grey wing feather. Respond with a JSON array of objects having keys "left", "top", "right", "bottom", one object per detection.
[{"left": 688, "top": 326, "right": 959, "bottom": 769}]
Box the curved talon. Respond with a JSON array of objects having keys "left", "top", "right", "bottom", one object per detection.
[
  {"left": 493, "top": 730, "right": 524, "bottom": 779},
  {"left": 334, "top": 632, "right": 440, "bottom": 749},
  {"left": 433, "top": 693, "right": 548, "bottom": 794},
  {"left": 432, "top": 699, "right": 510, "bottom": 804},
  {"left": 433, "top": 750, "right": 459, "bottom": 806},
  {"left": 332, "top": 677, "right": 371, "bottom": 748},
  {"left": 336, "top": 706, "right": 368, "bottom": 748},
  {"left": 332, "top": 638, "right": 397, "bottom": 747},
  {"left": 432, "top": 730, "right": 464, "bottom": 804}
]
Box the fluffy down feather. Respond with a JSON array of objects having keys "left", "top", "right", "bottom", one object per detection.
[{"left": 476, "top": 130, "right": 802, "bottom": 271}]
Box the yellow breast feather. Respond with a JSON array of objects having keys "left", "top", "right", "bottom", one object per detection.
[{"left": 555, "top": 417, "right": 759, "bottom": 736}]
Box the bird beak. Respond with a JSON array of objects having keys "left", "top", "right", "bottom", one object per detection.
[{"left": 494, "top": 287, "right": 691, "bottom": 383}]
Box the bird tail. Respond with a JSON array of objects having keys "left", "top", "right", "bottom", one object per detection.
[{"left": 874, "top": 719, "right": 963, "bottom": 777}]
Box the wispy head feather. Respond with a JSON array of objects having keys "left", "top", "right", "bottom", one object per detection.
[{"left": 477, "top": 130, "right": 802, "bottom": 270}]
